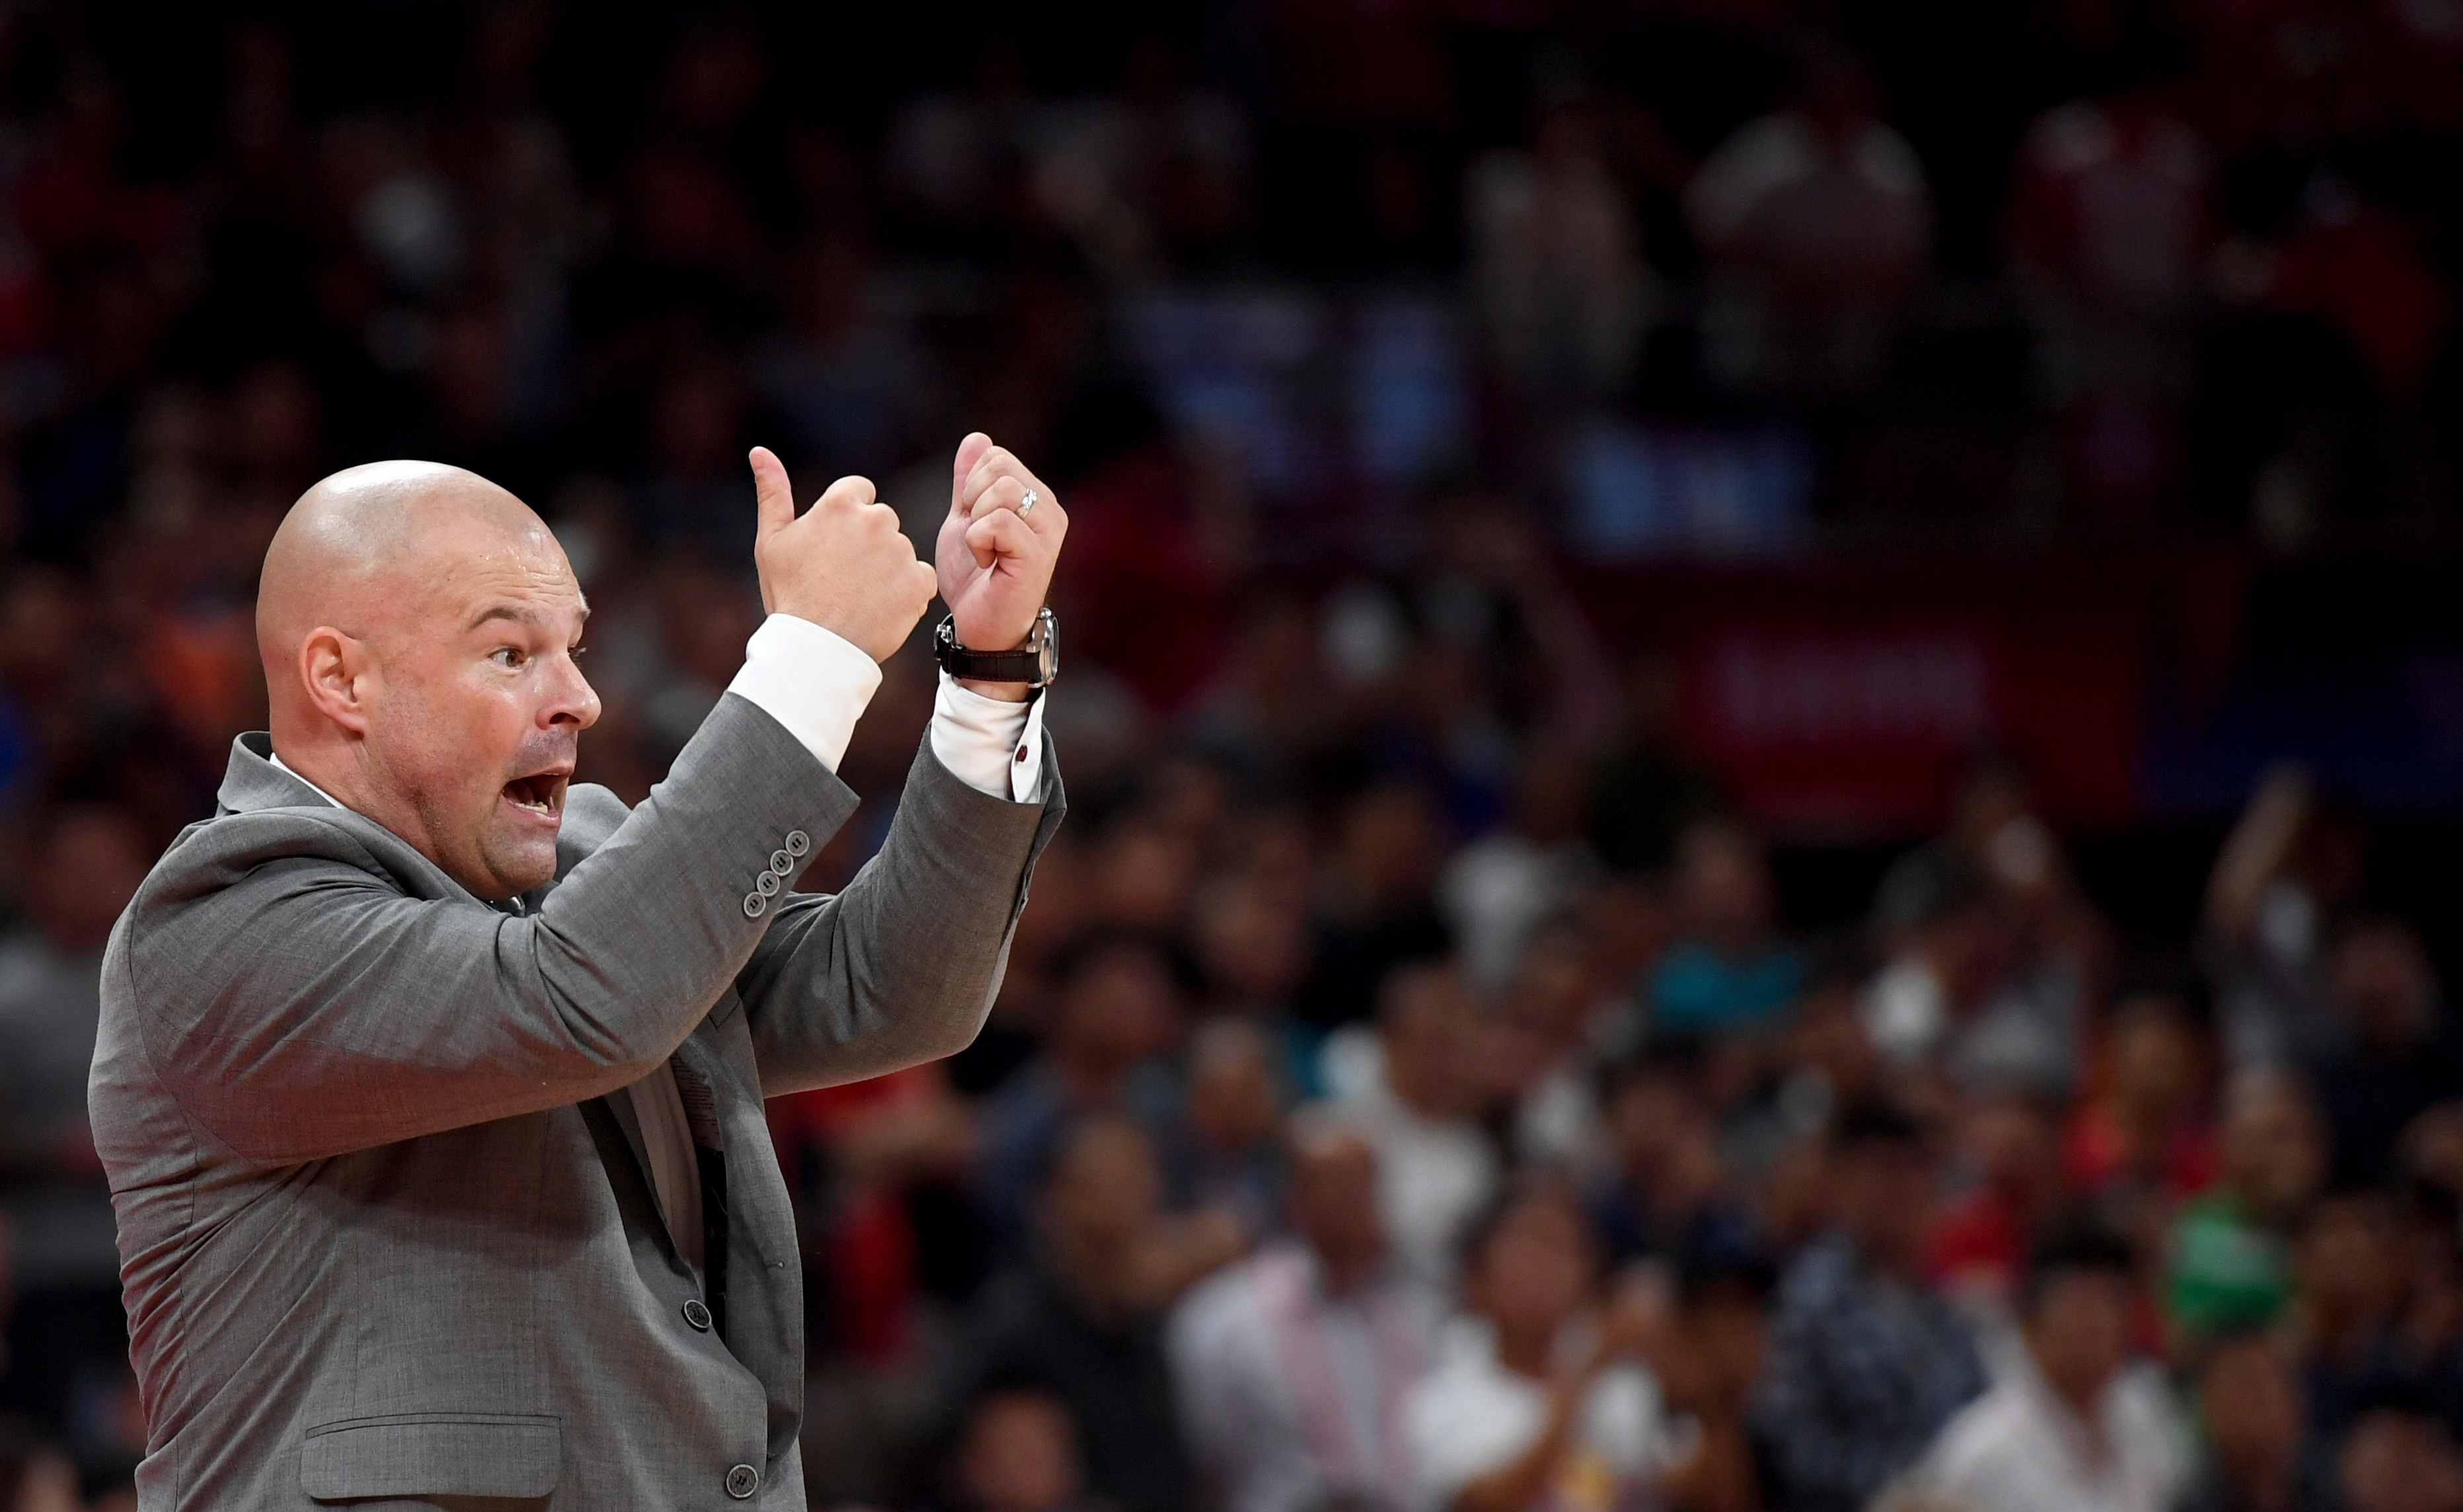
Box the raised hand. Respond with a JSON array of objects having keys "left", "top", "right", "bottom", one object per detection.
[
  {"left": 934, "top": 433, "right": 1068, "bottom": 691},
  {"left": 749, "top": 447, "right": 938, "bottom": 663}
]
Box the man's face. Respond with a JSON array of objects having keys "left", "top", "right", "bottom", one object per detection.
[
  {"left": 2199, "top": 1338, "right": 2302, "bottom": 1466},
  {"left": 2024, "top": 1271, "right": 2132, "bottom": 1406},
  {"left": 1472, "top": 1200, "right": 1595, "bottom": 1340},
  {"left": 2224, "top": 1080, "right": 2324, "bottom": 1217},
  {"left": 1289, "top": 1134, "right": 1385, "bottom": 1271},
  {"left": 1832, "top": 1141, "right": 1936, "bottom": 1268},
  {"left": 359, "top": 520, "right": 598, "bottom": 900}
]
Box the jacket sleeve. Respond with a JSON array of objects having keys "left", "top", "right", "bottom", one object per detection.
[
  {"left": 732, "top": 734, "right": 1064, "bottom": 1098},
  {"left": 121, "top": 694, "right": 857, "bottom": 1163}
]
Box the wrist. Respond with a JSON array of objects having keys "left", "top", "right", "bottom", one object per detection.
[
  {"left": 956, "top": 676, "right": 1032, "bottom": 702},
  {"left": 934, "top": 608, "right": 1058, "bottom": 691}
]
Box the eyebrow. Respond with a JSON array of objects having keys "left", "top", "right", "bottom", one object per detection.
[{"left": 466, "top": 600, "right": 591, "bottom": 632}]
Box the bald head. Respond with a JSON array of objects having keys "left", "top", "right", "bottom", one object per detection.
[
  {"left": 259, "top": 460, "right": 551, "bottom": 676},
  {"left": 260, "top": 462, "right": 599, "bottom": 899}
]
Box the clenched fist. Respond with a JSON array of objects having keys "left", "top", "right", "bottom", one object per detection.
[
  {"left": 749, "top": 447, "right": 938, "bottom": 663},
  {"left": 936, "top": 433, "right": 1068, "bottom": 698}
]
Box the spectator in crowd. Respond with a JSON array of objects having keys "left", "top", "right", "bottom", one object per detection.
[
  {"left": 2063, "top": 978, "right": 2219, "bottom": 1215},
  {"left": 2301, "top": 919, "right": 2463, "bottom": 1190},
  {"left": 2335, "top": 1384, "right": 2463, "bottom": 1512},
  {"left": 1753, "top": 1098, "right": 1986, "bottom": 1512},
  {"left": 1684, "top": 44, "right": 1932, "bottom": 391},
  {"left": 1164, "top": 1016, "right": 1288, "bottom": 1235},
  {"left": 0, "top": 1419, "right": 81, "bottom": 1512},
  {"left": 1648, "top": 819, "right": 1800, "bottom": 1041},
  {"left": 1585, "top": 652, "right": 1720, "bottom": 881},
  {"left": 943, "top": 1390, "right": 1098, "bottom": 1512},
  {"left": 947, "top": 1117, "right": 1235, "bottom": 1512},
  {"left": 974, "top": 933, "right": 1183, "bottom": 1250},
  {"left": 1928, "top": 1089, "right": 2067, "bottom": 1318},
  {"left": 1170, "top": 1113, "right": 1435, "bottom": 1512},
  {"left": 1916, "top": 1222, "right": 2186, "bottom": 1512},
  {"left": 1866, "top": 805, "right": 2102, "bottom": 1100},
  {"left": 2292, "top": 1189, "right": 2406, "bottom": 1443},
  {"left": 0, "top": 805, "right": 151, "bottom": 1447},
  {"left": 1298, "top": 782, "right": 1454, "bottom": 1034},
  {"left": 2176, "top": 1329, "right": 2331, "bottom": 1512},
  {"left": 1590, "top": 1041, "right": 1758, "bottom": 1270},
  {"left": 1440, "top": 741, "right": 1598, "bottom": 997},
  {"left": 2166, "top": 1071, "right": 2327, "bottom": 1343},
  {"left": 1405, "top": 1180, "right": 1673, "bottom": 1512},
  {"left": 1652, "top": 1242, "right": 1781, "bottom": 1512},
  {"left": 2202, "top": 768, "right": 2357, "bottom": 1070},
  {"left": 1329, "top": 962, "right": 1501, "bottom": 1293}
]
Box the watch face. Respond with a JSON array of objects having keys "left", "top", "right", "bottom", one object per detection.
[{"left": 1036, "top": 610, "right": 1060, "bottom": 685}]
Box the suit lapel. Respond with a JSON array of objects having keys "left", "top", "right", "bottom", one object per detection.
[{"left": 598, "top": 1081, "right": 660, "bottom": 1221}]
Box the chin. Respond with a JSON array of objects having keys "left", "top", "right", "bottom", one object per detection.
[{"left": 477, "top": 837, "right": 562, "bottom": 900}]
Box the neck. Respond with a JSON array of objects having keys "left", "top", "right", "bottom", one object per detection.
[
  {"left": 2223, "top": 1448, "right": 2294, "bottom": 1511},
  {"left": 1493, "top": 1321, "right": 1555, "bottom": 1379},
  {"left": 270, "top": 730, "right": 361, "bottom": 807},
  {"left": 1855, "top": 1234, "right": 1917, "bottom": 1282},
  {"left": 1315, "top": 1247, "right": 1376, "bottom": 1296},
  {"left": 1049, "top": 1232, "right": 1132, "bottom": 1315}
]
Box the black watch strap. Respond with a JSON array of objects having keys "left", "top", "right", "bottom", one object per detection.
[{"left": 935, "top": 607, "right": 1058, "bottom": 686}]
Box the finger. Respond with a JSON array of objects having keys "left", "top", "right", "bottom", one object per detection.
[
  {"left": 811, "top": 474, "right": 877, "bottom": 519},
  {"left": 968, "top": 471, "right": 1063, "bottom": 540},
  {"left": 958, "top": 443, "right": 1023, "bottom": 514},
  {"left": 907, "top": 559, "right": 939, "bottom": 613},
  {"left": 750, "top": 447, "right": 795, "bottom": 540},
  {"left": 965, "top": 505, "right": 1045, "bottom": 572},
  {"left": 949, "top": 433, "right": 995, "bottom": 516}
]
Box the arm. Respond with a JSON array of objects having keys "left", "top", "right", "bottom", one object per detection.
[
  {"left": 736, "top": 731, "right": 1063, "bottom": 1096},
  {"left": 737, "top": 431, "right": 1071, "bottom": 1092},
  {"left": 2205, "top": 764, "right": 2310, "bottom": 944},
  {"left": 125, "top": 694, "right": 854, "bottom": 1163},
  {"left": 1448, "top": 1367, "right": 1600, "bottom": 1512}
]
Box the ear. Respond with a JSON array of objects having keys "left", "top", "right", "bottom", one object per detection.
[{"left": 297, "top": 626, "right": 374, "bottom": 737}]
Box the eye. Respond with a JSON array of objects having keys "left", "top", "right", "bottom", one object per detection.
[{"left": 491, "top": 646, "right": 525, "bottom": 668}]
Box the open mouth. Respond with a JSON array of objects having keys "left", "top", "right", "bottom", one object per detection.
[{"left": 501, "top": 770, "right": 569, "bottom": 820}]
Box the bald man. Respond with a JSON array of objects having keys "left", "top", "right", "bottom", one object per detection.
[{"left": 90, "top": 437, "right": 1069, "bottom": 1510}]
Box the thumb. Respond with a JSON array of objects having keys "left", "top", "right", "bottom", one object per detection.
[
  {"left": 750, "top": 447, "right": 795, "bottom": 541},
  {"left": 949, "top": 432, "right": 994, "bottom": 515}
]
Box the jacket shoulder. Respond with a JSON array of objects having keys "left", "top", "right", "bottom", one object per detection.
[{"left": 135, "top": 805, "right": 412, "bottom": 910}]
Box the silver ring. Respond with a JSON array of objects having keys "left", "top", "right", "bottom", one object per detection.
[{"left": 1017, "top": 489, "right": 1038, "bottom": 519}]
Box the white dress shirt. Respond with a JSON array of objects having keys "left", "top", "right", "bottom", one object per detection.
[
  {"left": 1405, "top": 1314, "right": 1672, "bottom": 1512},
  {"left": 270, "top": 610, "right": 1044, "bottom": 1278},
  {"left": 1915, "top": 1360, "right": 2185, "bottom": 1512},
  {"left": 1169, "top": 1244, "right": 1438, "bottom": 1512}
]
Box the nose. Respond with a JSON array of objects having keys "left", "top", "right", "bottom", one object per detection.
[{"left": 542, "top": 648, "right": 603, "bottom": 732}]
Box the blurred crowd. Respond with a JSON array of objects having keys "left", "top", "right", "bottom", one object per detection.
[{"left": 0, "top": 1, "right": 2456, "bottom": 1510}]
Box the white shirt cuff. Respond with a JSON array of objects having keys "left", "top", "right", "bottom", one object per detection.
[
  {"left": 724, "top": 613, "right": 883, "bottom": 773},
  {"left": 932, "top": 671, "right": 1045, "bottom": 802}
]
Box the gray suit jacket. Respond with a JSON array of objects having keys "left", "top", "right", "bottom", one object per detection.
[{"left": 89, "top": 692, "right": 1062, "bottom": 1511}]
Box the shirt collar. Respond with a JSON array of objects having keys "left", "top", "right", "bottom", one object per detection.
[{"left": 266, "top": 749, "right": 346, "bottom": 810}]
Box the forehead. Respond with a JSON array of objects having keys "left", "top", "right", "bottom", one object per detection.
[{"left": 410, "top": 519, "right": 585, "bottom": 627}]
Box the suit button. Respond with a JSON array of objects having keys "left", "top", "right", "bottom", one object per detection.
[
  {"left": 784, "top": 829, "right": 811, "bottom": 857},
  {"left": 725, "top": 1463, "right": 760, "bottom": 1499},
  {"left": 742, "top": 892, "right": 766, "bottom": 919},
  {"left": 770, "top": 848, "right": 793, "bottom": 875},
  {"left": 755, "top": 870, "right": 782, "bottom": 898},
  {"left": 682, "top": 1298, "right": 712, "bottom": 1332}
]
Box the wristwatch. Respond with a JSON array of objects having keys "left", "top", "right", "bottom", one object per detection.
[{"left": 935, "top": 606, "right": 1060, "bottom": 688}]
